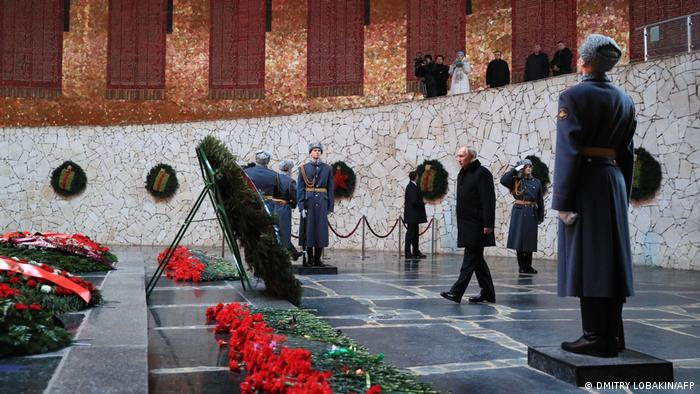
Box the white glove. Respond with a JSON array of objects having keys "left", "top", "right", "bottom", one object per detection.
[
  {"left": 559, "top": 211, "right": 578, "bottom": 225},
  {"left": 515, "top": 164, "right": 524, "bottom": 172},
  {"left": 301, "top": 209, "right": 307, "bottom": 219}
]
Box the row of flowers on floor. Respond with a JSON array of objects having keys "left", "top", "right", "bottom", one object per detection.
[
  {"left": 156, "top": 246, "right": 240, "bottom": 282},
  {"left": 206, "top": 302, "right": 436, "bottom": 394}
]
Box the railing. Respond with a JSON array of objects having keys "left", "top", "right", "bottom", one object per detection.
[{"left": 637, "top": 12, "right": 700, "bottom": 61}]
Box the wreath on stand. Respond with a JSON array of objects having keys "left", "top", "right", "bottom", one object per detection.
[
  {"left": 525, "top": 155, "right": 551, "bottom": 191},
  {"left": 50, "top": 161, "right": 87, "bottom": 197},
  {"left": 416, "top": 159, "right": 449, "bottom": 201},
  {"left": 631, "top": 147, "right": 662, "bottom": 202},
  {"left": 331, "top": 161, "right": 356, "bottom": 198},
  {"left": 145, "top": 164, "right": 179, "bottom": 199}
]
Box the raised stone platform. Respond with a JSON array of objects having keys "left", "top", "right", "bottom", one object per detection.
[
  {"left": 528, "top": 346, "right": 674, "bottom": 387},
  {"left": 292, "top": 264, "right": 338, "bottom": 275}
]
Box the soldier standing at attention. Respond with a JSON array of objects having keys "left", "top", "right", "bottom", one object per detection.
[
  {"left": 553, "top": 34, "right": 636, "bottom": 358},
  {"left": 275, "top": 160, "right": 302, "bottom": 261},
  {"left": 500, "top": 158, "right": 545, "bottom": 274},
  {"left": 297, "top": 143, "right": 334, "bottom": 267}
]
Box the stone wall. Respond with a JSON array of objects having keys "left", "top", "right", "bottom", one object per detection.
[{"left": 1, "top": 52, "right": 698, "bottom": 269}]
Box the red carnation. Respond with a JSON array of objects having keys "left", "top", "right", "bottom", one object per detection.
[
  {"left": 27, "top": 279, "right": 37, "bottom": 287},
  {"left": 29, "top": 303, "right": 42, "bottom": 310},
  {"left": 14, "top": 303, "right": 28, "bottom": 310},
  {"left": 366, "top": 385, "right": 382, "bottom": 394}
]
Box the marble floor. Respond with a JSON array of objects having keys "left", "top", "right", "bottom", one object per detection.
[{"left": 146, "top": 248, "right": 700, "bottom": 393}]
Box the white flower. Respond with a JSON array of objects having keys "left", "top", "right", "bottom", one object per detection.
[{"left": 40, "top": 285, "right": 53, "bottom": 293}]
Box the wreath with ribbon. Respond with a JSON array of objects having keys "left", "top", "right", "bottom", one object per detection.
[
  {"left": 145, "top": 164, "right": 179, "bottom": 199},
  {"left": 50, "top": 161, "right": 87, "bottom": 197},
  {"left": 332, "top": 161, "right": 356, "bottom": 198},
  {"left": 631, "top": 147, "right": 662, "bottom": 202},
  {"left": 416, "top": 159, "right": 449, "bottom": 201},
  {"left": 525, "top": 155, "right": 551, "bottom": 191}
]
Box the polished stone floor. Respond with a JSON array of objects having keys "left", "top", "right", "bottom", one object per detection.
[{"left": 145, "top": 247, "right": 700, "bottom": 393}]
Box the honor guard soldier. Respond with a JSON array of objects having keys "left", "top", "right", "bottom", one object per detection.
[
  {"left": 297, "top": 143, "right": 334, "bottom": 267},
  {"left": 500, "top": 158, "right": 545, "bottom": 274},
  {"left": 244, "top": 150, "right": 279, "bottom": 214},
  {"left": 553, "top": 34, "right": 636, "bottom": 358},
  {"left": 275, "top": 160, "right": 302, "bottom": 260}
]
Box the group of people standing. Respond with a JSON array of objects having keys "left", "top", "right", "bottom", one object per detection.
[
  {"left": 440, "top": 33, "right": 635, "bottom": 359},
  {"left": 243, "top": 143, "right": 334, "bottom": 268},
  {"left": 414, "top": 51, "right": 472, "bottom": 98},
  {"left": 417, "top": 41, "right": 574, "bottom": 98}
]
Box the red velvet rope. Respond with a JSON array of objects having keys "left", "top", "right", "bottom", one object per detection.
[
  {"left": 401, "top": 217, "right": 434, "bottom": 236},
  {"left": 364, "top": 217, "right": 400, "bottom": 239},
  {"left": 328, "top": 217, "right": 364, "bottom": 239}
]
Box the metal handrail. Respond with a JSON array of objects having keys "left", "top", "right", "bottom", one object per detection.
[{"left": 634, "top": 11, "right": 699, "bottom": 30}]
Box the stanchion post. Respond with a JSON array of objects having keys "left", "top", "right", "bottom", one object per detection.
[
  {"left": 431, "top": 216, "right": 436, "bottom": 255},
  {"left": 361, "top": 215, "right": 366, "bottom": 260},
  {"left": 221, "top": 233, "right": 225, "bottom": 258},
  {"left": 398, "top": 217, "right": 402, "bottom": 257}
]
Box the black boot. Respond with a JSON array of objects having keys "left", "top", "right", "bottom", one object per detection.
[
  {"left": 313, "top": 247, "right": 325, "bottom": 267},
  {"left": 516, "top": 251, "right": 526, "bottom": 273},
  {"left": 303, "top": 248, "right": 314, "bottom": 267},
  {"left": 561, "top": 298, "right": 618, "bottom": 358},
  {"left": 523, "top": 252, "right": 537, "bottom": 274}
]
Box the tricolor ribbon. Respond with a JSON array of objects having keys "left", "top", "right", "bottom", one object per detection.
[{"left": 0, "top": 257, "right": 91, "bottom": 304}]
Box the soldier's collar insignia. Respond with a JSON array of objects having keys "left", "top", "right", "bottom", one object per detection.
[{"left": 558, "top": 108, "right": 569, "bottom": 120}]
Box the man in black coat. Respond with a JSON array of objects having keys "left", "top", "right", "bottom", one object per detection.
[
  {"left": 524, "top": 44, "right": 550, "bottom": 82},
  {"left": 485, "top": 50, "right": 510, "bottom": 88},
  {"left": 434, "top": 55, "right": 450, "bottom": 96},
  {"left": 553, "top": 34, "right": 636, "bottom": 358},
  {"left": 417, "top": 55, "right": 438, "bottom": 98},
  {"left": 551, "top": 41, "right": 573, "bottom": 76},
  {"left": 441, "top": 146, "right": 496, "bottom": 304},
  {"left": 404, "top": 171, "right": 427, "bottom": 258}
]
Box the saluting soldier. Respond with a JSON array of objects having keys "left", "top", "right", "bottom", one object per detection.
[
  {"left": 553, "top": 34, "right": 636, "bottom": 358},
  {"left": 500, "top": 158, "right": 545, "bottom": 274},
  {"left": 274, "top": 160, "right": 302, "bottom": 260},
  {"left": 297, "top": 143, "right": 334, "bottom": 266},
  {"left": 244, "top": 150, "right": 279, "bottom": 214}
]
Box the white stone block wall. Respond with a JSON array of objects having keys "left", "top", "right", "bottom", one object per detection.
[{"left": 1, "top": 53, "right": 698, "bottom": 269}]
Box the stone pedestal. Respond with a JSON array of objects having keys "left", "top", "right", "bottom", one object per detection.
[
  {"left": 528, "top": 346, "right": 673, "bottom": 387},
  {"left": 292, "top": 265, "right": 338, "bottom": 275}
]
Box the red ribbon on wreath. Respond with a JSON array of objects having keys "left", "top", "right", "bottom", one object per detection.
[{"left": 0, "top": 257, "right": 91, "bottom": 303}]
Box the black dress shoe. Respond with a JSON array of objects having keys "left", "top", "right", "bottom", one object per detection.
[
  {"left": 523, "top": 267, "right": 538, "bottom": 274},
  {"left": 468, "top": 294, "right": 496, "bottom": 303},
  {"left": 561, "top": 334, "right": 618, "bottom": 358},
  {"left": 414, "top": 253, "right": 427, "bottom": 259},
  {"left": 440, "top": 291, "right": 461, "bottom": 304}
]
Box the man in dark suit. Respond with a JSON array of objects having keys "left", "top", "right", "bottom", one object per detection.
[
  {"left": 524, "top": 44, "right": 550, "bottom": 82},
  {"left": 404, "top": 171, "right": 427, "bottom": 258},
  {"left": 485, "top": 50, "right": 510, "bottom": 88},
  {"left": 434, "top": 55, "right": 450, "bottom": 96},
  {"left": 551, "top": 40, "right": 573, "bottom": 76},
  {"left": 553, "top": 34, "right": 636, "bottom": 358},
  {"left": 441, "top": 146, "right": 496, "bottom": 304}
]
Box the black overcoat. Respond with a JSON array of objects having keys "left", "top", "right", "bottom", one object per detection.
[
  {"left": 524, "top": 52, "right": 550, "bottom": 81},
  {"left": 404, "top": 182, "right": 427, "bottom": 224},
  {"left": 456, "top": 160, "right": 496, "bottom": 249},
  {"left": 485, "top": 59, "right": 510, "bottom": 88},
  {"left": 551, "top": 48, "right": 573, "bottom": 75},
  {"left": 552, "top": 73, "right": 636, "bottom": 298},
  {"left": 500, "top": 169, "right": 544, "bottom": 252}
]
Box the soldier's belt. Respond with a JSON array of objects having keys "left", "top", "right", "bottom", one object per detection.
[
  {"left": 513, "top": 200, "right": 536, "bottom": 206},
  {"left": 264, "top": 196, "right": 289, "bottom": 205},
  {"left": 581, "top": 147, "right": 616, "bottom": 159},
  {"left": 305, "top": 187, "right": 327, "bottom": 193}
]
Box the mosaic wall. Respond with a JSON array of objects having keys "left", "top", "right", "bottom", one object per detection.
[
  {"left": 0, "top": 0, "right": 632, "bottom": 127},
  {"left": 2, "top": 52, "right": 698, "bottom": 270}
]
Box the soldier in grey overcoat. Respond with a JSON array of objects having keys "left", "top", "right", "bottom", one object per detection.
[
  {"left": 552, "top": 34, "right": 636, "bottom": 358},
  {"left": 274, "top": 160, "right": 301, "bottom": 260},
  {"left": 244, "top": 150, "right": 279, "bottom": 214},
  {"left": 297, "top": 143, "right": 334, "bottom": 266},
  {"left": 500, "top": 158, "right": 545, "bottom": 274}
]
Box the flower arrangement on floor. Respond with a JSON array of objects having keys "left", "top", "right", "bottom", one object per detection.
[
  {"left": 145, "top": 163, "right": 179, "bottom": 199},
  {"left": 157, "top": 246, "right": 240, "bottom": 282},
  {"left": 199, "top": 136, "right": 301, "bottom": 305},
  {"left": 206, "top": 302, "right": 436, "bottom": 394},
  {"left": 0, "top": 256, "right": 103, "bottom": 357},
  {"left": 50, "top": 161, "right": 88, "bottom": 197},
  {"left": 332, "top": 161, "right": 356, "bottom": 199},
  {"left": 0, "top": 232, "right": 117, "bottom": 272},
  {"left": 416, "top": 159, "right": 448, "bottom": 202}
]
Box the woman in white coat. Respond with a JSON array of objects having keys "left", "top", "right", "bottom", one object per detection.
[{"left": 449, "top": 51, "right": 471, "bottom": 95}]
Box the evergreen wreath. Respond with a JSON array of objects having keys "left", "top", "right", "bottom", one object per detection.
[
  {"left": 145, "top": 164, "right": 179, "bottom": 199},
  {"left": 416, "top": 159, "right": 449, "bottom": 201},
  {"left": 631, "top": 147, "right": 662, "bottom": 202},
  {"left": 331, "top": 161, "right": 356, "bottom": 198},
  {"left": 525, "top": 155, "right": 551, "bottom": 191},
  {"left": 50, "top": 161, "right": 87, "bottom": 197},
  {"left": 198, "top": 136, "right": 302, "bottom": 306}
]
